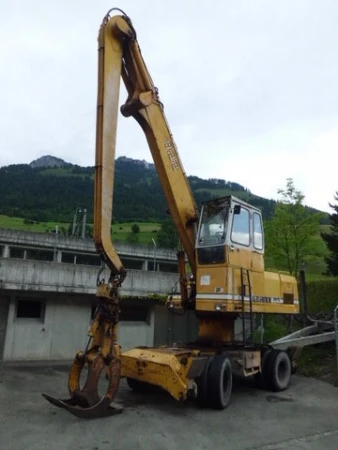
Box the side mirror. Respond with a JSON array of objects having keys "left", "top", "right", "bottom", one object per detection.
[{"left": 234, "top": 204, "right": 241, "bottom": 215}]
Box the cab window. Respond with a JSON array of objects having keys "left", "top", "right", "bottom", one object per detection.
[
  {"left": 197, "top": 201, "right": 228, "bottom": 247},
  {"left": 253, "top": 212, "right": 263, "bottom": 250},
  {"left": 231, "top": 207, "right": 250, "bottom": 246}
]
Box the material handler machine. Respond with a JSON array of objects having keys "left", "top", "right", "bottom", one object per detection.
[{"left": 43, "top": 8, "right": 332, "bottom": 419}]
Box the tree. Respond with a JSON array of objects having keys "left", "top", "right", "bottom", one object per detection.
[
  {"left": 126, "top": 232, "right": 139, "bottom": 245},
  {"left": 321, "top": 192, "right": 338, "bottom": 275},
  {"left": 131, "top": 223, "right": 140, "bottom": 234},
  {"left": 157, "top": 219, "right": 179, "bottom": 249},
  {"left": 265, "top": 178, "right": 322, "bottom": 275}
]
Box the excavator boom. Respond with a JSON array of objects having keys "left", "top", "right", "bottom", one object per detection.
[
  {"left": 43, "top": 8, "right": 198, "bottom": 418},
  {"left": 95, "top": 10, "right": 198, "bottom": 273}
]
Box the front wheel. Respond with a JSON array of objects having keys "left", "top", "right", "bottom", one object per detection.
[
  {"left": 195, "top": 356, "right": 213, "bottom": 407},
  {"left": 126, "top": 377, "right": 149, "bottom": 392},
  {"left": 208, "top": 354, "right": 233, "bottom": 409}
]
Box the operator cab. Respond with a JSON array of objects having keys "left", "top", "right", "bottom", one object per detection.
[{"left": 196, "top": 195, "right": 264, "bottom": 268}]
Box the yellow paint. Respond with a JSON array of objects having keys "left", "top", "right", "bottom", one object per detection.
[
  {"left": 199, "top": 319, "right": 234, "bottom": 341},
  {"left": 196, "top": 257, "right": 299, "bottom": 316},
  {"left": 63, "top": 10, "right": 303, "bottom": 413},
  {"left": 121, "top": 347, "right": 198, "bottom": 401},
  {"left": 94, "top": 13, "right": 198, "bottom": 275}
]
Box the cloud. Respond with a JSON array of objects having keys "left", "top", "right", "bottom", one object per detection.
[{"left": 0, "top": 0, "right": 337, "bottom": 213}]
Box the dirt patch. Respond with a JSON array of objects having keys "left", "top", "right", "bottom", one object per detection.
[{"left": 297, "top": 342, "right": 338, "bottom": 386}]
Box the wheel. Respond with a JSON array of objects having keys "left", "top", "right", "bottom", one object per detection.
[
  {"left": 195, "top": 356, "right": 213, "bottom": 407},
  {"left": 254, "top": 347, "right": 273, "bottom": 388},
  {"left": 208, "top": 354, "right": 233, "bottom": 410},
  {"left": 265, "top": 350, "right": 291, "bottom": 392},
  {"left": 126, "top": 377, "right": 147, "bottom": 392}
]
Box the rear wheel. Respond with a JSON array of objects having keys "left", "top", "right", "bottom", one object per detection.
[
  {"left": 254, "top": 347, "right": 272, "bottom": 387},
  {"left": 195, "top": 356, "right": 213, "bottom": 407},
  {"left": 208, "top": 354, "right": 233, "bottom": 409},
  {"left": 265, "top": 350, "right": 291, "bottom": 392}
]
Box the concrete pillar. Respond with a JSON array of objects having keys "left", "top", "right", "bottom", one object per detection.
[
  {"left": 2, "top": 245, "right": 10, "bottom": 258},
  {"left": 142, "top": 260, "right": 148, "bottom": 271},
  {"left": 0, "top": 296, "right": 10, "bottom": 363},
  {"left": 23, "top": 250, "right": 27, "bottom": 260},
  {"left": 56, "top": 250, "right": 62, "bottom": 263}
]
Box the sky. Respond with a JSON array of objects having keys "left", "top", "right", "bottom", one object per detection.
[{"left": 0, "top": 0, "right": 337, "bottom": 213}]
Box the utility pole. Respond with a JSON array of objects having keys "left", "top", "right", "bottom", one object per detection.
[
  {"left": 72, "top": 208, "right": 78, "bottom": 236},
  {"left": 152, "top": 238, "right": 157, "bottom": 272},
  {"left": 81, "top": 208, "right": 87, "bottom": 239}
]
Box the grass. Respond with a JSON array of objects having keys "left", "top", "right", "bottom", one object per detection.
[
  {"left": 112, "top": 222, "right": 160, "bottom": 233},
  {"left": 0, "top": 215, "right": 161, "bottom": 245},
  {"left": 0, "top": 213, "right": 331, "bottom": 256},
  {"left": 297, "top": 343, "right": 337, "bottom": 386},
  {"left": 112, "top": 222, "right": 161, "bottom": 245},
  {"left": 0, "top": 215, "right": 70, "bottom": 233},
  {"left": 256, "top": 315, "right": 338, "bottom": 387}
]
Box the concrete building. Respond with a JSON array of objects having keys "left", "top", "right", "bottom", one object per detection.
[{"left": 0, "top": 229, "right": 199, "bottom": 362}]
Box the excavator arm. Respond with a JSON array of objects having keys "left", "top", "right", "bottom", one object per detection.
[
  {"left": 96, "top": 9, "right": 198, "bottom": 271},
  {"left": 43, "top": 8, "right": 198, "bottom": 418}
]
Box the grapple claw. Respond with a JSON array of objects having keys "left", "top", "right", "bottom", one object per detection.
[
  {"left": 42, "top": 393, "right": 73, "bottom": 409},
  {"left": 42, "top": 393, "right": 123, "bottom": 418},
  {"left": 43, "top": 282, "right": 125, "bottom": 419},
  {"left": 42, "top": 353, "right": 123, "bottom": 419}
]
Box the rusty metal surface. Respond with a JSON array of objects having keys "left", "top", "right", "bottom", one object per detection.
[
  {"left": 42, "top": 394, "right": 123, "bottom": 419},
  {"left": 42, "top": 356, "right": 123, "bottom": 419},
  {"left": 42, "top": 278, "right": 124, "bottom": 418}
]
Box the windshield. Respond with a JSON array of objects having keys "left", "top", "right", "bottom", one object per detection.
[{"left": 197, "top": 200, "right": 229, "bottom": 247}]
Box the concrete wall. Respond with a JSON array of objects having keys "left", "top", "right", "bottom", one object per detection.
[
  {"left": 154, "top": 305, "right": 199, "bottom": 346},
  {"left": 119, "top": 309, "right": 154, "bottom": 351},
  {"left": 2, "top": 292, "right": 155, "bottom": 361},
  {"left": 0, "top": 259, "right": 179, "bottom": 296},
  {"left": 0, "top": 229, "right": 178, "bottom": 263},
  {"left": 0, "top": 229, "right": 179, "bottom": 361},
  {"left": 3, "top": 294, "right": 90, "bottom": 360}
]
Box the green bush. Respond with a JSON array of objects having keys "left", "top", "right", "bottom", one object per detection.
[{"left": 305, "top": 279, "right": 338, "bottom": 314}]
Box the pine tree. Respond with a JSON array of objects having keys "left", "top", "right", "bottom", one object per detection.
[{"left": 321, "top": 192, "right": 338, "bottom": 275}]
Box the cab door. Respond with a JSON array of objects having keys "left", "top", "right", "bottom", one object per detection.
[
  {"left": 227, "top": 203, "right": 253, "bottom": 270},
  {"left": 227, "top": 203, "right": 264, "bottom": 273}
]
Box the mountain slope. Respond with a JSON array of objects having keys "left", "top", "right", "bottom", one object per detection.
[{"left": 0, "top": 156, "right": 324, "bottom": 224}]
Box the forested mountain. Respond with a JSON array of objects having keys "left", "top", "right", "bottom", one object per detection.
[{"left": 0, "top": 155, "right": 325, "bottom": 224}]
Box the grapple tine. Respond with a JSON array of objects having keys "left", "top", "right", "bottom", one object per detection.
[
  {"left": 42, "top": 394, "right": 123, "bottom": 418},
  {"left": 42, "top": 271, "right": 126, "bottom": 419},
  {"left": 42, "top": 393, "right": 75, "bottom": 409},
  {"left": 42, "top": 350, "right": 123, "bottom": 419}
]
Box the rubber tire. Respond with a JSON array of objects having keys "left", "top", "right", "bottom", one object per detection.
[
  {"left": 126, "top": 377, "right": 147, "bottom": 392},
  {"left": 195, "top": 356, "right": 213, "bottom": 407},
  {"left": 253, "top": 347, "right": 272, "bottom": 388},
  {"left": 208, "top": 354, "right": 233, "bottom": 410},
  {"left": 265, "top": 350, "right": 291, "bottom": 392}
]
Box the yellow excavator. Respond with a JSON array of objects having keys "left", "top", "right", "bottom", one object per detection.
[{"left": 43, "top": 8, "right": 300, "bottom": 418}]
